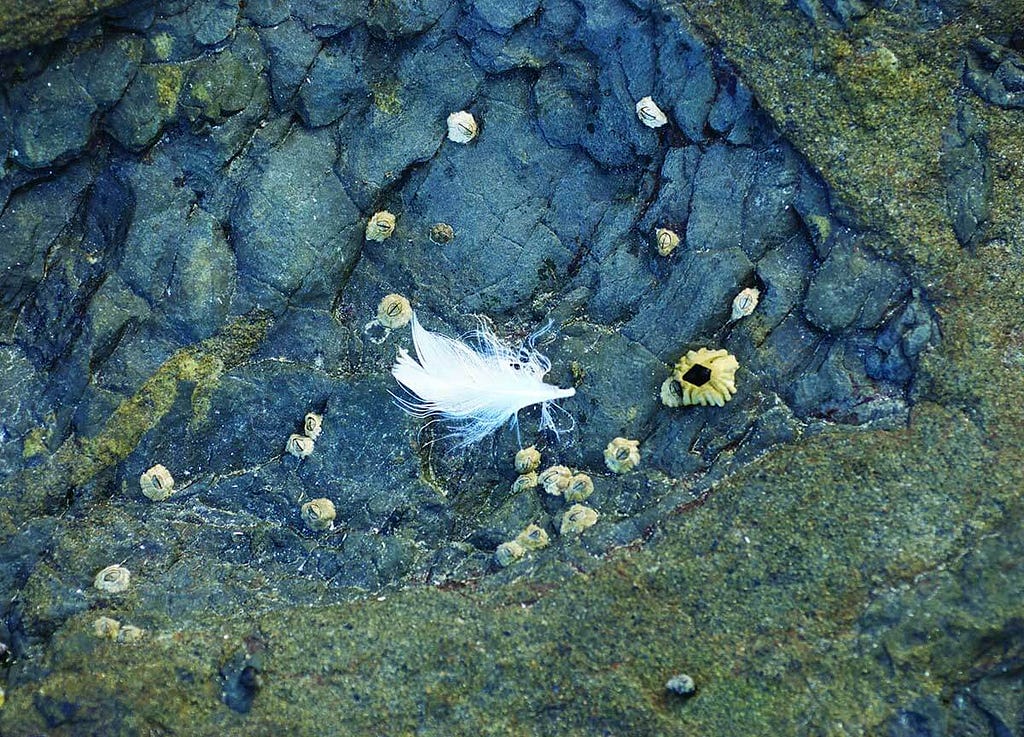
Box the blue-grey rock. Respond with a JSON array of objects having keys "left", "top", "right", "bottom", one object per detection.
[
  {"left": 230, "top": 126, "right": 361, "bottom": 310},
  {"left": 866, "top": 293, "right": 940, "bottom": 385},
  {"left": 296, "top": 27, "right": 369, "bottom": 127},
  {"left": 292, "top": 0, "right": 368, "bottom": 37},
  {"left": 0, "top": 346, "right": 49, "bottom": 476},
  {"left": 472, "top": 0, "right": 539, "bottom": 32},
  {"left": 241, "top": 0, "right": 289, "bottom": 26},
  {"left": 940, "top": 107, "right": 991, "bottom": 252},
  {"left": 8, "top": 65, "right": 97, "bottom": 169},
  {"left": 533, "top": 52, "right": 597, "bottom": 147},
  {"left": 334, "top": 33, "right": 483, "bottom": 210},
  {"left": 755, "top": 233, "right": 814, "bottom": 329},
  {"left": 105, "top": 64, "right": 184, "bottom": 151},
  {"left": 78, "top": 36, "right": 144, "bottom": 109},
  {"left": 184, "top": 50, "right": 258, "bottom": 122},
  {"left": 641, "top": 145, "right": 701, "bottom": 232},
  {"left": 656, "top": 21, "right": 715, "bottom": 142},
  {"left": 259, "top": 19, "right": 321, "bottom": 110},
  {"left": 965, "top": 37, "right": 1024, "bottom": 109},
  {"left": 367, "top": 0, "right": 451, "bottom": 38},
  {"left": 188, "top": 0, "right": 238, "bottom": 46},
  {"left": 804, "top": 232, "right": 909, "bottom": 332}
]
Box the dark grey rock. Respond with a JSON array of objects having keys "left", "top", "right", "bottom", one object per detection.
[
  {"left": 940, "top": 107, "right": 991, "bottom": 252},
  {"left": 866, "top": 293, "right": 940, "bottom": 385},
  {"left": 333, "top": 32, "right": 483, "bottom": 210},
  {"left": 655, "top": 19, "right": 715, "bottom": 142},
  {"left": 77, "top": 35, "right": 144, "bottom": 109},
  {"left": 188, "top": 0, "right": 238, "bottom": 47},
  {"left": 641, "top": 145, "right": 701, "bottom": 233},
  {"left": 230, "top": 125, "right": 361, "bottom": 310},
  {"left": 8, "top": 65, "right": 97, "bottom": 169},
  {"left": 472, "top": 0, "right": 539, "bottom": 33},
  {"left": 105, "top": 63, "right": 185, "bottom": 151},
  {"left": 367, "top": 0, "right": 452, "bottom": 39},
  {"left": 804, "top": 232, "right": 909, "bottom": 333},
  {"left": 755, "top": 232, "right": 814, "bottom": 330},
  {"left": 533, "top": 53, "right": 598, "bottom": 148},
  {"left": 964, "top": 36, "right": 1024, "bottom": 110},
  {"left": 183, "top": 50, "right": 258, "bottom": 123},
  {"left": 241, "top": 0, "right": 290, "bottom": 26},
  {"left": 292, "top": 0, "right": 368, "bottom": 37},
  {"left": 0, "top": 346, "right": 49, "bottom": 476},
  {"left": 259, "top": 19, "right": 320, "bottom": 110},
  {"left": 297, "top": 27, "right": 369, "bottom": 127}
]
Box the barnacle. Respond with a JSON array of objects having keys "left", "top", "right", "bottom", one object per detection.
[
  {"left": 301, "top": 498, "right": 336, "bottom": 532},
  {"left": 446, "top": 110, "right": 478, "bottom": 143},
  {"left": 139, "top": 463, "right": 174, "bottom": 501},
  {"left": 377, "top": 294, "right": 413, "bottom": 329},
  {"left": 366, "top": 210, "right": 397, "bottom": 242},
  {"left": 662, "top": 348, "right": 739, "bottom": 407},
  {"left": 515, "top": 523, "right": 550, "bottom": 551},
  {"left": 118, "top": 625, "right": 146, "bottom": 644},
  {"left": 93, "top": 616, "right": 121, "bottom": 639},
  {"left": 604, "top": 437, "right": 640, "bottom": 474},
  {"left": 429, "top": 222, "right": 455, "bottom": 245},
  {"left": 635, "top": 96, "right": 668, "bottom": 128},
  {"left": 560, "top": 504, "right": 599, "bottom": 535},
  {"left": 514, "top": 445, "right": 541, "bottom": 474},
  {"left": 564, "top": 473, "right": 594, "bottom": 503},
  {"left": 538, "top": 465, "right": 572, "bottom": 496},
  {"left": 655, "top": 227, "right": 680, "bottom": 256},
  {"left": 731, "top": 287, "right": 760, "bottom": 321},
  {"left": 286, "top": 433, "right": 314, "bottom": 459},
  {"left": 512, "top": 472, "right": 538, "bottom": 493},
  {"left": 495, "top": 540, "right": 525, "bottom": 567},
  {"left": 94, "top": 564, "right": 131, "bottom": 594},
  {"left": 303, "top": 412, "right": 323, "bottom": 441}
]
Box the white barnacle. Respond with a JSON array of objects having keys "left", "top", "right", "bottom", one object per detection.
[
  {"left": 731, "top": 287, "right": 760, "bottom": 321},
  {"left": 286, "top": 433, "right": 314, "bottom": 459},
  {"left": 94, "top": 564, "right": 131, "bottom": 594},
  {"left": 303, "top": 412, "right": 323, "bottom": 441},
  {"left": 655, "top": 227, "right": 680, "bottom": 256},
  {"left": 564, "top": 473, "right": 594, "bottom": 503},
  {"left": 538, "top": 465, "right": 572, "bottom": 496},
  {"left": 635, "top": 96, "right": 668, "bottom": 128},
  {"left": 366, "top": 211, "right": 397, "bottom": 242},
  {"left": 139, "top": 463, "right": 174, "bottom": 501},
  {"left": 446, "top": 110, "right": 478, "bottom": 143},
  {"left": 560, "top": 504, "right": 599, "bottom": 535}
]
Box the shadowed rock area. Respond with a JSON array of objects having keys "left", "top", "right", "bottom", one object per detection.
[{"left": 0, "top": 0, "right": 1022, "bottom": 734}]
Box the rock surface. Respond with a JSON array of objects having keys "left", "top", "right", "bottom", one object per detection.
[{"left": 0, "top": 0, "right": 1021, "bottom": 734}]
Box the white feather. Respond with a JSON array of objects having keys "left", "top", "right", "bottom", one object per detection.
[{"left": 391, "top": 312, "right": 576, "bottom": 446}]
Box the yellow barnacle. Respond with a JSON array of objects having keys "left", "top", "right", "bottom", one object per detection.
[
  {"left": 511, "top": 472, "right": 538, "bottom": 493},
  {"left": 139, "top": 463, "right": 174, "bottom": 501},
  {"left": 537, "top": 465, "right": 572, "bottom": 496},
  {"left": 376, "top": 293, "right": 413, "bottom": 329},
  {"left": 495, "top": 540, "right": 526, "bottom": 567},
  {"left": 301, "top": 498, "right": 336, "bottom": 532},
  {"left": 365, "top": 210, "right": 397, "bottom": 242},
  {"left": 560, "top": 504, "right": 599, "bottom": 536},
  {"left": 663, "top": 348, "right": 739, "bottom": 407},
  {"left": 515, "top": 523, "right": 550, "bottom": 551},
  {"left": 603, "top": 437, "right": 640, "bottom": 474},
  {"left": 564, "top": 473, "right": 594, "bottom": 503},
  {"left": 655, "top": 227, "right": 680, "bottom": 256},
  {"left": 514, "top": 445, "right": 541, "bottom": 474},
  {"left": 93, "top": 616, "right": 121, "bottom": 640}
]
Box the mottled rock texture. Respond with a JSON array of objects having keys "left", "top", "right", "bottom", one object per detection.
[{"left": 0, "top": 0, "right": 1021, "bottom": 734}]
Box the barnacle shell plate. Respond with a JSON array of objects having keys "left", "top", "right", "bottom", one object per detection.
[
  {"left": 139, "top": 463, "right": 174, "bottom": 501},
  {"left": 635, "top": 96, "right": 668, "bottom": 128},
  {"left": 604, "top": 437, "right": 640, "bottom": 474},
  {"left": 377, "top": 293, "right": 412, "bottom": 329},
  {"left": 446, "top": 111, "right": 478, "bottom": 143}
]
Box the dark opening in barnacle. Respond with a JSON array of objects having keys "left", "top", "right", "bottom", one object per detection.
[{"left": 681, "top": 364, "right": 712, "bottom": 387}]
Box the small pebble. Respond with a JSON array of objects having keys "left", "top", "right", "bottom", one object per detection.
[{"left": 666, "top": 673, "right": 696, "bottom": 696}]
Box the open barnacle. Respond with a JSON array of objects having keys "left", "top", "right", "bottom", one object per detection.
[
  {"left": 655, "top": 228, "right": 680, "bottom": 256},
  {"left": 662, "top": 348, "right": 739, "bottom": 407},
  {"left": 604, "top": 437, "right": 640, "bottom": 474},
  {"left": 446, "top": 111, "right": 478, "bottom": 143},
  {"left": 731, "top": 287, "right": 760, "bottom": 321},
  {"left": 286, "top": 433, "right": 314, "bottom": 459},
  {"left": 94, "top": 564, "right": 131, "bottom": 594},
  {"left": 429, "top": 223, "right": 455, "bottom": 245},
  {"left": 303, "top": 412, "right": 323, "bottom": 441},
  {"left": 512, "top": 472, "right": 538, "bottom": 493},
  {"left": 538, "top": 465, "right": 572, "bottom": 496},
  {"left": 514, "top": 445, "right": 541, "bottom": 474},
  {"left": 560, "top": 504, "right": 599, "bottom": 535},
  {"left": 564, "top": 473, "right": 594, "bottom": 503},
  {"left": 301, "top": 498, "right": 336, "bottom": 532},
  {"left": 377, "top": 293, "right": 412, "bottom": 329},
  {"left": 366, "top": 211, "right": 397, "bottom": 242},
  {"left": 635, "top": 96, "right": 668, "bottom": 128},
  {"left": 139, "top": 463, "right": 174, "bottom": 501}
]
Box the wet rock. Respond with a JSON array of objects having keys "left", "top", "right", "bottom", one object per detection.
[
  {"left": 7, "top": 64, "right": 97, "bottom": 169},
  {"left": 230, "top": 126, "right": 361, "bottom": 310},
  {"left": 940, "top": 107, "right": 991, "bottom": 252},
  {"left": 106, "top": 63, "right": 185, "bottom": 151},
  {"left": 471, "top": 0, "right": 538, "bottom": 33},
  {"left": 865, "top": 294, "right": 940, "bottom": 385},
  {"left": 964, "top": 36, "right": 1024, "bottom": 110},
  {"left": 291, "top": 0, "right": 367, "bottom": 38},
  {"left": 533, "top": 53, "right": 597, "bottom": 147},
  {"left": 367, "top": 0, "right": 451, "bottom": 39},
  {"left": 259, "top": 19, "right": 321, "bottom": 110},
  {"left": 183, "top": 50, "right": 258, "bottom": 123},
  {"left": 242, "top": 0, "right": 290, "bottom": 27},
  {"left": 296, "top": 27, "right": 369, "bottom": 127},
  {"left": 803, "top": 232, "right": 909, "bottom": 333},
  {"left": 189, "top": 0, "right": 238, "bottom": 47},
  {"left": 0, "top": 346, "right": 49, "bottom": 476},
  {"left": 655, "top": 21, "right": 715, "bottom": 141}
]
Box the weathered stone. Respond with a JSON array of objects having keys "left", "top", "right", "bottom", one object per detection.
[
  {"left": 8, "top": 65, "right": 97, "bottom": 168},
  {"left": 940, "top": 107, "right": 991, "bottom": 252}
]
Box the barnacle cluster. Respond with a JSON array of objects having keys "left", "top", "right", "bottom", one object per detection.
[
  {"left": 93, "top": 616, "right": 146, "bottom": 643},
  {"left": 494, "top": 522, "right": 551, "bottom": 567},
  {"left": 286, "top": 411, "right": 323, "bottom": 459},
  {"left": 661, "top": 348, "right": 739, "bottom": 408}
]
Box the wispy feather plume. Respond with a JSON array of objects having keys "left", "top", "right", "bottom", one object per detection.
[{"left": 391, "top": 312, "right": 576, "bottom": 447}]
